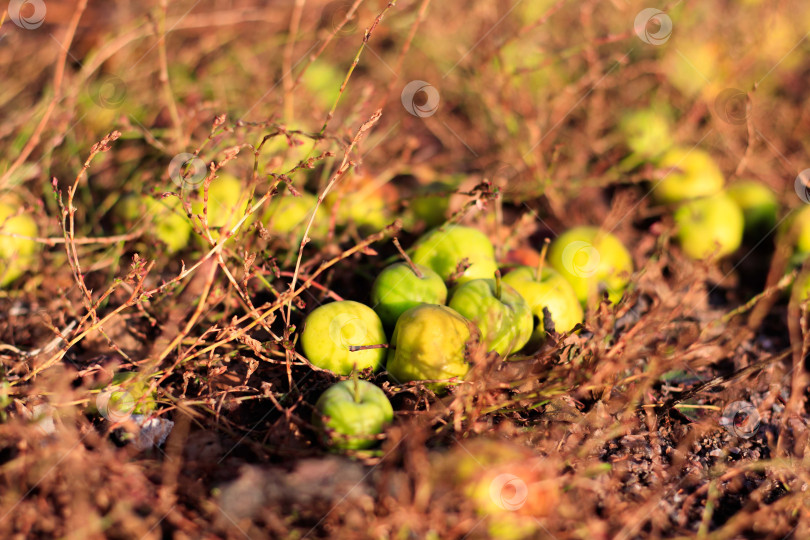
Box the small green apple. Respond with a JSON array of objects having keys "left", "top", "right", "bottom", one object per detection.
[
  {"left": 503, "top": 266, "right": 583, "bottom": 344},
  {"left": 370, "top": 263, "right": 447, "bottom": 329},
  {"left": 619, "top": 107, "right": 673, "bottom": 159},
  {"left": 411, "top": 225, "right": 499, "bottom": 284},
  {"left": 653, "top": 147, "right": 725, "bottom": 204},
  {"left": 191, "top": 174, "right": 252, "bottom": 238},
  {"left": 409, "top": 181, "right": 451, "bottom": 228},
  {"left": 673, "top": 192, "right": 744, "bottom": 260},
  {"left": 262, "top": 191, "right": 328, "bottom": 240},
  {"left": 726, "top": 180, "right": 778, "bottom": 235},
  {"left": 312, "top": 379, "right": 394, "bottom": 450},
  {"left": 386, "top": 304, "right": 478, "bottom": 387},
  {"left": 548, "top": 226, "right": 633, "bottom": 305},
  {"left": 301, "top": 300, "right": 387, "bottom": 375},
  {"left": 0, "top": 199, "right": 38, "bottom": 287},
  {"left": 447, "top": 278, "right": 532, "bottom": 356},
  {"left": 326, "top": 176, "right": 395, "bottom": 232},
  {"left": 117, "top": 194, "right": 192, "bottom": 253}
]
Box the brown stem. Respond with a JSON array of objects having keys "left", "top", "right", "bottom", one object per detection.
[
  {"left": 536, "top": 238, "right": 551, "bottom": 281},
  {"left": 348, "top": 344, "right": 389, "bottom": 352},
  {"left": 495, "top": 269, "right": 503, "bottom": 300},
  {"left": 393, "top": 237, "right": 423, "bottom": 278}
]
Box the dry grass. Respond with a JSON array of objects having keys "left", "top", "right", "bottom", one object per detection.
[{"left": 1, "top": 0, "right": 810, "bottom": 538}]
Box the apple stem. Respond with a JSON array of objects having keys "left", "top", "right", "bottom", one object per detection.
[
  {"left": 348, "top": 343, "right": 389, "bottom": 351},
  {"left": 351, "top": 370, "right": 362, "bottom": 403},
  {"left": 495, "top": 269, "right": 503, "bottom": 300},
  {"left": 536, "top": 238, "right": 550, "bottom": 281},
  {"left": 393, "top": 237, "right": 423, "bottom": 278}
]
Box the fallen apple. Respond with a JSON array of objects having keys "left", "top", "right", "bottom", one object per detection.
[
  {"left": 447, "top": 277, "right": 532, "bottom": 356},
  {"left": 312, "top": 379, "right": 394, "bottom": 450},
  {"left": 191, "top": 174, "right": 252, "bottom": 239},
  {"left": 411, "top": 225, "right": 499, "bottom": 284},
  {"left": 503, "top": 266, "right": 583, "bottom": 345},
  {"left": 409, "top": 181, "right": 452, "bottom": 228},
  {"left": 117, "top": 194, "right": 193, "bottom": 254},
  {"left": 653, "top": 147, "right": 725, "bottom": 204},
  {"left": 619, "top": 107, "right": 674, "bottom": 159},
  {"left": 386, "top": 304, "right": 479, "bottom": 387},
  {"left": 262, "top": 191, "right": 328, "bottom": 241},
  {"left": 726, "top": 180, "right": 778, "bottom": 235},
  {"left": 673, "top": 192, "right": 744, "bottom": 260},
  {"left": 301, "top": 300, "right": 388, "bottom": 375},
  {"left": 548, "top": 226, "right": 633, "bottom": 305},
  {"left": 370, "top": 262, "right": 448, "bottom": 329},
  {"left": 0, "top": 198, "right": 38, "bottom": 287}
]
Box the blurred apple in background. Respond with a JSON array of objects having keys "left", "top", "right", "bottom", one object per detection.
[
  {"left": 0, "top": 196, "right": 38, "bottom": 287},
  {"left": 262, "top": 190, "right": 328, "bottom": 242},
  {"left": 116, "top": 194, "right": 192, "bottom": 254},
  {"left": 619, "top": 106, "right": 674, "bottom": 161},
  {"left": 652, "top": 147, "right": 725, "bottom": 204},
  {"left": 726, "top": 180, "right": 778, "bottom": 237},
  {"left": 191, "top": 174, "right": 253, "bottom": 240},
  {"left": 673, "top": 192, "right": 744, "bottom": 260},
  {"left": 326, "top": 172, "right": 396, "bottom": 233},
  {"left": 548, "top": 226, "right": 633, "bottom": 306}
]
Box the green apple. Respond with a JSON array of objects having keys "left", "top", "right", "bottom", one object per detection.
[
  {"left": 191, "top": 174, "right": 252, "bottom": 239},
  {"left": 312, "top": 379, "right": 394, "bottom": 450},
  {"left": 438, "top": 439, "right": 559, "bottom": 540},
  {"left": 262, "top": 191, "right": 328, "bottom": 240},
  {"left": 409, "top": 181, "right": 451, "bottom": 228},
  {"left": 726, "top": 180, "right": 778, "bottom": 235},
  {"left": 0, "top": 198, "right": 38, "bottom": 287},
  {"left": 653, "top": 147, "right": 725, "bottom": 204},
  {"left": 118, "top": 194, "right": 193, "bottom": 253},
  {"left": 447, "top": 278, "right": 532, "bottom": 356},
  {"left": 411, "top": 225, "right": 499, "bottom": 284},
  {"left": 370, "top": 263, "right": 447, "bottom": 329},
  {"left": 548, "top": 226, "right": 633, "bottom": 305},
  {"left": 301, "top": 300, "right": 387, "bottom": 375},
  {"left": 326, "top": 176, "right": 395, "bottom": 232},
  {"left": 673, "top": 192, "right": 744, "bottom": 260},
  {"left": 619, "top": 107, "right": 673, "bottom": 159},
  {"left": 503, "top": 266, "right": 583, "bottom": 344},
  {"left": 386, "top": 304, "right": 478, "bottom": 387}
]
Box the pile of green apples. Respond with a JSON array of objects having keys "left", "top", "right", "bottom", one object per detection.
[
  {"left": 305, "top": 223, "right": 636, "bottom": 450},
  {"left": 620, "top": 107, "right": 780, "bottom": 261}
]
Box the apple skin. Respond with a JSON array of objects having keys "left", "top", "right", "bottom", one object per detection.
[
  {"left": 726, "top": 180, "right": 778, "bottom": 235},
  {"left": 619, "top": 108, "right": 673, "bottom": 159},
  {"left": 448, "top": 279, "right": 532, "bottom": 356},
  {"left": 117, "top": 194, "right": 192, "bottom": 253},
  {"left": 673, "top": 192, "right": 744, "bottom": 260},
  {"left": 262, "top": 191, "right": 328, "bottom": 240},
  {"left": 548, "top": 226, "right": 633, "bottom": 306},
  {"left": 312, "top": 380, "right": 394, "bottom": 450},
  {"left": 0, "top": 200, "right": 38, "bottom": 287},
  {"left": 370, "top": 263, "right": 448, "bottom": 329},
  {"left": 191, "top": 174, "right": 253, "bottom": 239},
  {"left": 301, "top": 301, "right": 387, "bottom": 376},
  {"left": 386, "top": 304, "right": 478, "bottom": 387},
  {"left": 503, "top": 266, "right": 583, "bottom": 344},
  {"left": 411, "top": 225, "right": 498, "bottom": 284},
  {"left": 653, "top": 147, "right": 725, "bottom": 204},
  {"left": 410, "top": 181, "right": 451, "bottom": 228}
]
